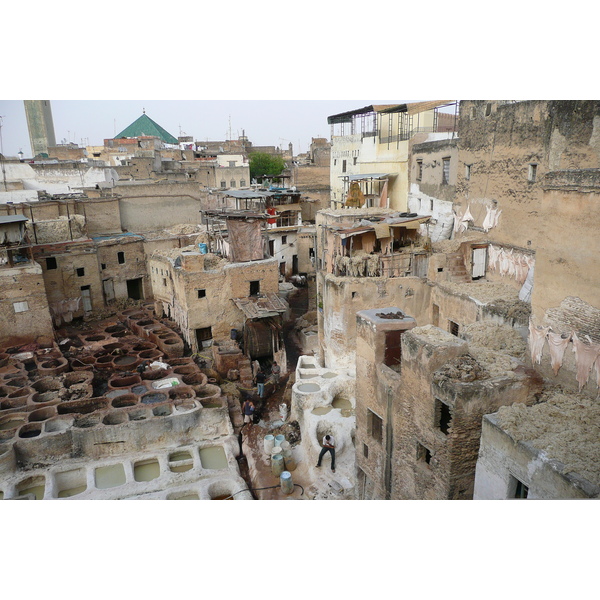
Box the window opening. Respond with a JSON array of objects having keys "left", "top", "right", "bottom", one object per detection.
[
  {"left": 367, "top": 409, "right": 383, "bottom": 443},
  {"left": 46, "top": 257, "right": 57, "bottom": 270},
  {"left": 250, "top": 280, "right": 260, "bottom": 296},
  {"left": 384, "top": 330, "right": 402, "bottom": 371},
  {"left": 417, "top": 442, "right": 432, "bottom": 465},
  {"left": 197, "top": 289, "right": 206, "bottom": 298},
  {"left": 76, "top": 267, "right": 85, "bottom": 277},
  {"left": 363, "top": 444, "right": 369, "bottom": 458},
  {"left": 528, "top": 164, "right": 537, "bottom": 182},
  {"left": 442, "top": 157, "right": 451, "bottom": 184},
  {"left": 449, "top": 320, "right": 459, "bottom": 337},
  {"left": 416, "top": 159, "right": 423, "bottom": 181},
  {"left": 117, "top": 251, "right": 125, "bottom": 264},
  {"left": 509, "top": 475, "right": 529, "bottom": 499},
  {"left": 435, "top": 399, "right": 452, "bottom": 435}
]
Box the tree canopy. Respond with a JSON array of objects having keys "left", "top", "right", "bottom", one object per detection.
[{"left": 249, "top": 152, "right": 286, "bottom": 180}]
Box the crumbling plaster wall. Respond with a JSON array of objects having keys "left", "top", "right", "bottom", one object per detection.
[
  {"left": 532, "top": 172, "right": 600, "bottom": 318},
  {"left": 296, "top": 229, "right": 316, "bottom": 275},
  {"left": 318, "top": 274, "right": 431, "bottom": 368},
  {"left": 113, "top": 181, "right": 206, "bottom": 233},
  {"left": 0, "top": 263, "right": 54, "bottom": 346},
  {"left": 36, "top": 243, "right": 104, "bottom": 314},
  {"left": 354, "top": 310, "right": 415, "bottom": 499},
  {"left": 73, "top": 198, "right": 121, "bottom": 236},
  {"left": 455, "top": 100, "right": 600, "bottom": 255},
  {"left": 96, "top": 238, "right": 149, "bottom": 301},
  {"left": 390, "top": 328, "right": 468, "bottom": 499},
  {"left": 389, "top": 327, "right": 542, "bottom": 499},
  {"left": 408, "top": 138, "right": 458, "bottom": 243},
  {"left": 429, "top": 284, "right": 481, "bottom": 333},
  {"left": 150, "top": 253, "right": 280, "bottom": 349}
]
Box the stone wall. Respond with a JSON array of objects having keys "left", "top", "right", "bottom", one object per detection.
[
  {"left": 387, "top": 326, "right": 542, "bottom": 499},
  {"left": 0, "top": 263, "right": 54, "bottom": 346},
  {"left": 318, "top": 273, "right": 431, "bottom": 368},
  {"left": 35, "top": 241, "right": 104, "bottom": 317},
  {"left": 354, "top": 308, "right": 416, "bottom": 499},
  {"left": 96, "top": 237, "right": 149, "bottom": 302},
  {"left": 474, "top": 413, "right": 599, "bottom": 499}
]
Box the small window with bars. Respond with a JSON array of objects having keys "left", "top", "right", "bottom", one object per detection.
[{"left": 442, "top": 157, "right": 451, "bottom": 184}]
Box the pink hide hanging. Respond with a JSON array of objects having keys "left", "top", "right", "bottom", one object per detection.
[
  {"left": 546, "top": 331, "right": 572, "bottom": 376},
  {"left": 571, "top": 332, "right": 600, "bottom": 392},
  {"left": 528, "top": 320, "right": 549, "bottom": 365}
]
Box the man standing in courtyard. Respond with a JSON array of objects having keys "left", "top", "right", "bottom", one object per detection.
[
  {"left": 316, "top": 434, "right": 335, "bottom": 473},
  {"left": 255, "top": 369, "right": 266, "bottom": 399},
  {"left": 242, "top": 398, "right": 255, "bottom": 427},
  {"left": 271, "top": 361, "right": 281, "bottom": 389}
]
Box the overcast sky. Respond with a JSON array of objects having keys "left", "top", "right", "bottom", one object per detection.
[{"left": 0, "top": 99, "right": 402, "bottom": 158}]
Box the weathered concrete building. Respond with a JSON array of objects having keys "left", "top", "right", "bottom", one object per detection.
[
  {"left": 316, "top": 100, "right": 600, "bottom": 500},
  {"left": 408, "top": 135, "right": 458, "bottom": 243},
  {"left": 149, "top": 211, "right": 284, "bottom": 355},
  {"left": 0, "top": 215, "right": 54, "bottom": 346},
  {"left": 354, "top": 315, "right": 543, "bottom": 499},
  {"left": 327, "top": 102, "right": 457, "bottom": 211},
  {"left": 315, "top": 207, "right": 433, "bottom": 368},
  {"left": 474, "top": 390, "right": 599, "bottom": 499}
]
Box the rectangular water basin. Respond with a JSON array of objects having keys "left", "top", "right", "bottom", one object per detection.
[
  {"left": 95, "top": 464, "right": 126, "bottom": 489},
  {"left": 134, "top": 459, "right": 160, "bottom": 482},
  {"left": 199, "top": 446, "right": 228, "bottom": 470}
]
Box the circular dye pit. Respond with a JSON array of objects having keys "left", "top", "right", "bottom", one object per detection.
[
  {"left": 141, "top": 392, "right": 167, "bottom": 405},
  {"left": 114, "top": 356, "right": 138, "bottom": 367},
  {"left": 19, "top": 423, "right": 42, "bottom": 438},
  {"left": 322, "top": 372, "right": 337, "bottom": 379}
]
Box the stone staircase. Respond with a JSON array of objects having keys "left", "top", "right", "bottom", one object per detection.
[{"left": 446, "top": 253, "right": 471, "bottom": 283}]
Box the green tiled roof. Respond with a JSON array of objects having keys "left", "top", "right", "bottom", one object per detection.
[{"left": 114, "top": 113, "right": 178, "bottom": 145}]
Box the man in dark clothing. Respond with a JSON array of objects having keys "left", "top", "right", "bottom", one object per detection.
[
  {"left": 316, "top": 434, "right": 336, "bottom": 473},
  {"left": 255, "top": 369, "right": 266, "bottom": 399},
  {"left": 242, "top": 399, "right": 255, "bottom": 427}
]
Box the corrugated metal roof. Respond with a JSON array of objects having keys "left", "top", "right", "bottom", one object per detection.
[
  {"left": 333, "top": 215, "right": 430, "bottom": 238},
  {"left": 233, "top": 293, "right": 288, "bottom": 319},
  {"left": 218, "top": 190, "right": 269, "bottom": 199},
  {"left": 0, "top": 215, "right": 28, "bottom": 224},
  {"left": 379, "top": 101, "right": 454, "bottom": 115},
  {"left": 327, "top": 104, "right": 398, "bottom": 124},
  {"left": 114, "top": 114, "right": 178, "bottom": 145},
  {"left": 341, "top": 173, "right": 396, "bottom": 181}
]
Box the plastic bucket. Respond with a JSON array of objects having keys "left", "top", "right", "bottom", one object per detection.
[
  {"left": 284, "top": 455, "right": 297, "bottom": 471},
  {"left": 271, "top": 446, "right": 282, "bottom": 457},
  {"left": 271, "top": 454, "right": 285, "bottom": 477},
  {"left": 198, "top": 243, "right": 208, "bottom": 254},
  {"left": 280, "top": 471, "right": 293, "bottom": 495},
  {"left": 274, "top": 434, "right": 285, "bottom": 447},
  {"left": 263, "top": 434, "right": 275, "bottom": 455}
]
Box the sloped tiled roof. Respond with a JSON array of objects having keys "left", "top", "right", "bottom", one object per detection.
[{"left": 114, "top": 113, "right": 178, "bottom": 145}]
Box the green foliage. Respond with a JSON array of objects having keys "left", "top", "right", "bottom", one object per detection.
[{"left": 249, "top": 152, "right": 286, "bottom": 180}]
